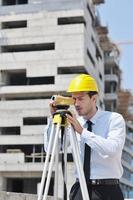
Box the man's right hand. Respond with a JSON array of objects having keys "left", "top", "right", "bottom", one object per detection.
[{"left": 66, "top": 113, "right": 83, "bottom": 134}]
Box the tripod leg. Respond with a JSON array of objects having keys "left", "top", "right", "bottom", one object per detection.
[
  {"left": 69, "top": 125, "right": 90, "bottom": 200},
  {"left": 62, "top": 128, "right": 68, "bottom": 200},
  {"left": 43, "top": 122, "right": 61, "bottom": 200},
  {"left": 38, "top": 123, "right": 56, "bottom": 200},
  {"left": 54, "top": 135, "right": 59, "bottom": 200}
]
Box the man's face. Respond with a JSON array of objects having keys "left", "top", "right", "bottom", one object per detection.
[{"left": 72, "top": 92, "right": 95, "bottom": 117}]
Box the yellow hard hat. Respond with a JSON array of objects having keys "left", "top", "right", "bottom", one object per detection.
[{"left": 67, "top": 74, "right": 98, "bottom": 93}]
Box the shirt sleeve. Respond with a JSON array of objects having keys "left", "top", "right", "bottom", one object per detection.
[{"left": 81, "top": 113, "right": 126, "bottom": 157}]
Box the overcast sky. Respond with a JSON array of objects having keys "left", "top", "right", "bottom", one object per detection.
[{"left": 98, "top": 0, "right": 133, "bottom": 92}]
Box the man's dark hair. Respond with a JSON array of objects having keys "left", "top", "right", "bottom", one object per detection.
[{"left": 87, "top": 91, "right": 98, "bottom": 98}]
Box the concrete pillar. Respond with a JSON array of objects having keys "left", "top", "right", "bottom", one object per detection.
[{"left": 0, "top": 176, "right": 6, "bottom": 191}]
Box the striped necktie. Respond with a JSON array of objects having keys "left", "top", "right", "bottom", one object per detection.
[{"left": 83, "top": 120, "right": 92, "bottom": 181}]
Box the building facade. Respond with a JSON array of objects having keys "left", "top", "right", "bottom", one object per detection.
[
  {"left": 0, "top": 0, "right": 104, "bottom": 197},
  {"left": 121, "top": 122, "right": 133, "bottom": 198},
  {"left": 117, "top": 91, "right": 133, "bottom": 198}
]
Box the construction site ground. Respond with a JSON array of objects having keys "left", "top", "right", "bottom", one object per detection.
[{"left": 0, "top": 191, "right": 57, "bottom": 200}]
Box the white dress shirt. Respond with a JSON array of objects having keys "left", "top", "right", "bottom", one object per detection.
[
  {"left": 44, "top": 109, "right": 126, "bottom": 180},
  {"left": 78, "top": 109, "right": 126, "bottom": 179}
]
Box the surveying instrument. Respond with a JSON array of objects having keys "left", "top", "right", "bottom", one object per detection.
[{"left": 38, "top": 95, "right": 90, "bottom": 200}]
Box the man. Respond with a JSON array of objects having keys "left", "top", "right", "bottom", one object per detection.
[
  {"left": 66, "top": 74, "right": 125, "bottom": 200},
  {"left": 45, "top": 74, "right": 125, "bottom": 200}
]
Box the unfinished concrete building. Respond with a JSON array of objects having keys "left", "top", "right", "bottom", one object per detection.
[
  {"left": 117, "top": 90, "right": 133, "bottom": 198},
  {"left": 95, "top": 21, "right": 121, "bottom": 111},
  {"left": 0, "top": 0, "right": 104, "bottom": 197}
]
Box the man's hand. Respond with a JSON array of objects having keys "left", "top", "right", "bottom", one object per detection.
[
  {"left": 49, "top": 101, "right": 57, "bottom": 115},
  {"left": 66, "top": 113, "right": 83, "bottom": 134}
]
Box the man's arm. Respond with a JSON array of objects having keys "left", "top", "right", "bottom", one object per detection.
[{"left": 66, "top": 113, "right": 126, "bottom": 157}]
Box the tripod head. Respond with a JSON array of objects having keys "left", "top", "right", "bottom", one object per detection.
[{"left": 53, "top": 109, "right": 72, "bottom": 127}]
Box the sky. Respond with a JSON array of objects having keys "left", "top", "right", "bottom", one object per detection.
[{"left": 98, "top": 0, "right": 133, "bottom": 92}]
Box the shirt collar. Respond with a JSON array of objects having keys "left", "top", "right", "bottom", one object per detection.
[
  {"left": 79, "top": 108, "right": 102, "bottom": 127},
  {"left": 89, "top": 108, "right": 101, "bottom": 125}
]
